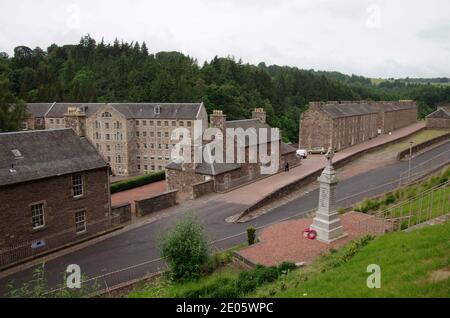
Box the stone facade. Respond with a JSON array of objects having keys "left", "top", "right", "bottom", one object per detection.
[
  {"left": 299, "top": 100, "right": 417, "bottom": 151},
  {"left": 426, "top": 105, "right": 450, "bottom": 129},
  {"left": 135, "top": 190, "right": 178, "bottom": 217},
  {"left": 0, "top": 129, "right": 110, "bottom": 265},
  {"left": 166, "top": 108, "right": 301, "bottom": 198},
  {"left": 24, "top": 102, "right": 208, "bottom": 177},
  {"left": 0, "top": 169, "right": 110, "bottom": 252}
]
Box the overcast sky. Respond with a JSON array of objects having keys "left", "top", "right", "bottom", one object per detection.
[{"left": 1, "top": 0, "right": 449, "bottom": 78}]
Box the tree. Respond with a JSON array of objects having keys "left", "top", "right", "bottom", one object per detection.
[
  {"left": 0, "top": 75, "right": 26, "bottom": 132},
  {"left": 158, "top": 215, "right": 210, "bottom": 281}
]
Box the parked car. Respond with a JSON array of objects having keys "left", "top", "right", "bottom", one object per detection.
[
  {"left": 308, "top": 147, "right": 327, "bottom": 154},
  {"left": 296, "top": 149, "right": 308, "bottom": 159}
]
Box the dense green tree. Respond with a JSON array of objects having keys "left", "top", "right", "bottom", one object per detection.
[
  {"left": 0, "top": 75, "right": 26, "bottom": 132},
  {"left": 2, "top": 36, "right": 450, "bottom": 141}
]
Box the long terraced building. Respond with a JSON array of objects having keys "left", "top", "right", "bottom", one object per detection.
[{"left": 299, "top": 100, "right": 418, "bottom": 151}]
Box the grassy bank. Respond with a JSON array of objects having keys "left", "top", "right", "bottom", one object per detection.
[{"left": 251, "top": 221, "right": 450, "bottom": 298}]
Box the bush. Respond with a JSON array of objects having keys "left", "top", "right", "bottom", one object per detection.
[
  {"left": 159, "top": 216, "right": 210, "bottom": 282},
  {"left": 110, "top": 171, "right": 165, "bottom": 193},
  {"left": 247, "top": 227, "right": 256, "bottom": 245},
  {"left": 277, "top": 262, "right": 297, "bottom": 274},
  {"left": 383, "top": 193, "right": 396, "bottom": 206}
]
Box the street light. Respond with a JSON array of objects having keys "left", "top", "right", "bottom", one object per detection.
[{"left": 408, "top": 141, "right": 414, "bottom": 182}]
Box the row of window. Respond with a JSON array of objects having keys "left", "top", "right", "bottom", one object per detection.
[
  {"left": 95, "top": 121, "right": 123, "bottom": 130},
  {"left": 137, "top": 155, "right": 171, "bottom": 161},
  {"left": 31, "top": 203, "right": 86, "bottom": 234},
  {"left": 95, "top": 132, "right": 123, "bottom": 140},
  {"left": 97, "top": 143, "right": 124, "bottom": 152},
  {"left": 135, "top": 120, "right": 192, "bottom": 127},
  {"left": 137, "top": 164, "right": 163, "bottom": 172},
  {"left": 48, "top": 118, "right": 64, "bottom": 125},
  {"left": 137, "top": 143, "right": 175, "bottom": 150}
]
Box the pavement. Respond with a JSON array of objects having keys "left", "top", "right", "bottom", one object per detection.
[
  {"left": 237, "top": 212, "right": 385, "bottom": 267},
  {"left": 2, "top": 121, "right": 441, "bottom": 294}
]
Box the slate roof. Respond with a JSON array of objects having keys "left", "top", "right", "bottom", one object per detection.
[
  {"left": 109, "top": 103, "right": 203, "bottom": 119},
  {"left": 0, "top": 129, "right": 108, "bottom": 187},
  {"left": 381, "top": 101, "right": 417, "bottom": 112},
  {"left": 318, "top": 102, "right": 378, "bottom": 118},
  {"left": 426, "top": 108, "right": 450, "bottom": 119},
  {"left": 26, "top": 103, "right": 54, "bottom": 117},
  {"left": 46, "top": 103, "right": 106, "bottom": 117},
  {"left": 225, "top": 119, "right": 280, "bottom": 146},
  {"left": 280, "top": 142, "right": 296, "bottom": 155}
]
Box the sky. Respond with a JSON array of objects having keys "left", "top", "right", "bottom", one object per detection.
[{"left": 1, "top": 0, "right": 449, "bottom": 78}]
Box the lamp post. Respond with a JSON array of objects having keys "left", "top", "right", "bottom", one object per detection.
[{"left": 408, "top": 141, "right": 414, "bottom": 182}]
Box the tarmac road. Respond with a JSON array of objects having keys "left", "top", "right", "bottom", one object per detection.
[{"left": 0, "top": 141, "right": 448, "bottom": 295}]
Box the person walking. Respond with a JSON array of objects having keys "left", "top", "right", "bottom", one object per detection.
[{"left": 285, "top": 162, "right": 290, "bottom": 172}]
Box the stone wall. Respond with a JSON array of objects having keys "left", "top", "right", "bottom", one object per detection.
[
  {"left": 192, "top": 179, "right": 214, "bottom": 199},
  {"left": 299, "top": 103, "right": 332, "bottom": 149},
  {"left": 427, "top": 118, "right": 450, "bottom": 129},
  {"left": 135, "top": 190, "right": 178, "bottom": 217},
  {"left": 0, "top": 168, "right": 110, "bottom": 261},
  {"left": 111, "top": 203, "right": 132, "bottom": 224},
  {"left": 397, "top": 132, "right": 450, "bottom": 160},
  {"left": 166, "top": 165, "right": 205, "bottom": 199}
]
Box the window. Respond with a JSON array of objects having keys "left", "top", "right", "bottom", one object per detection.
[
  {"left": 72, "top": 175, "right": 83, "bottom": 197},
  {"left": 164, "top": 132, "right": 169, "bottom": 138},
  {"left": 56, "top": 119, "right": 60, "bottom": 124},
  {"left": 157, "top": 132, "right": 162, "bottom": 137},
  {"left": 136, "top": 131, "right": 140, "bottom": 137},
  {"left": 106, "top": 145, "right": 111, "bottom": 152},
  {"left": 144, "top": 165, "right": 148, "bottom": 171},
  {"left": 143, "top": 120, "right": 147, "bottom": 126},
  {"left": 75, "top": 211, "right": 86, "bottom": 233},
  {"left": 179, "top": 121, "right": 184, "bottom": 127},
  {"left": 106, "top": 134, "right": 110, "bottom": 140},
  {"left": 143, "top": 131, "right": 147, "bottom": 137},
  {"left": 105, "top": 122, "right": 110, "bottom": 129},
  {"left": 172, "top": 121, "right": 176, "bottom": 126},
  {"left": 31, "top": 203, "right": 45, "bottom": 229},
  {"left": 102, "top": 112, "right": 112, "bottom": 118},
  {"left": 154, "top": 105, "right": 161, "bottom": 114},
  {"left": 150, "top": 121, "right": 154, "bottom": 126},
  {"left": 187, "top": 121, "right": 192, "bottom": 127},
  {"left": 107, "top": 156, "right": 111, "bottom": 163},
  {"left": 150, "top": 132, "right": 154, "bottom": 137},
  {"left": 50, "top": 119, "right": 54, "bottom": 124},
  {"left": 164, "top": 121, "right": 168, "bottom": 126},
  {"left": 157, "top": 121, "right": 161, "bottom": 126},
  {"left": 165, "top": 144, "right": 169, "bottom": 149},
  {"left": 137, "top": 164, "right": 141, "bottom": 170},
  {"left": 136, "top": 120, "right": 140, "bottom": 126},
  {"left": 95, "top": 121, "right": 100, "bottom": 128}
]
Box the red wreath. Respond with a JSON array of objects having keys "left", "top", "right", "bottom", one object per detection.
[{"left": 303, "top": 228, "right": 317, "bottom": 240}]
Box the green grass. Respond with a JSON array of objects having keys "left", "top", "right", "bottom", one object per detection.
[{"left": 251, "top": 222, "right": 450, "bottom": 298}]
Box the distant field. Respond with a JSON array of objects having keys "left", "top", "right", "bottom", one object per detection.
[{"left": 370, "top": 78, "right": 450, "bottom": 87}]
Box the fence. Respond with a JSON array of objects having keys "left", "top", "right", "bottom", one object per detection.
[
  {"left": 399, "top": 149, "right": 450, "bottom": 186},
  {"left": 358, "top": 181, "right": 450, "bottom": 233}
]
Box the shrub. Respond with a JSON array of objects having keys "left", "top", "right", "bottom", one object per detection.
[
  {"left": 159, "top": 215, "right": 210, "bottom": 282},
  {"left": 383, "top": 193, "right": 396, "bottom": 206},
  {"left": 110, "top": 171, "right": 165, "bottom": 193},
  {"left": 247, "top": 227, "right": 256, "bottom": 245},
  {"left": 277, "top": 262, "right": 297, "bottom": 274}
]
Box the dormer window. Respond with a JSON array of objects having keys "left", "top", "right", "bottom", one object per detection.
[{"left": 154, "top": 105, "right": 161, "bottom": 115}]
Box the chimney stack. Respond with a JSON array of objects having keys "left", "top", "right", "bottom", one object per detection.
[
  {"left": 210, "top": 109, "right": 226, "bottom": 132},
  {"left": 252, "top": 108, "right": 266, "bottom": 123}
]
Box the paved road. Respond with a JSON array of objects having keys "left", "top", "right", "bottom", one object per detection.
[{"left": 1, "top": 141, "right": 448, "bottom": 295}]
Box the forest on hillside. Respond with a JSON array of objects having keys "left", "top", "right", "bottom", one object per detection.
[{"left": 1, "top": 35, "right": 450, "bottom": 141}]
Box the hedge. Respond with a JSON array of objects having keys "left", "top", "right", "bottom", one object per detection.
[{"left": 110, "top": 170, "right": 166, "bottom": 193}]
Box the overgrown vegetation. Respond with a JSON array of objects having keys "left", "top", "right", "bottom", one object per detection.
[
  {"left": 247, "top": 227, "right": 256, "bottom": 245},
  {"left": 110, "top": 170, "right": 165, "bottom": 193},
  {"left": 6, "top": 263, "right": 99, "bottom": 298},
  {"left": 355, "top": 166, "right": 450, "bottom": 214},
  {"left": 2, "top": 36, "right": 450, "bottom": 139},
  {"left": 158, "top": 215, "right": 210, "bottom": 282}
]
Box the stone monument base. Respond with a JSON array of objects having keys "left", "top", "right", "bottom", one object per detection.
[{"left": 310, "top": 212, "right": 348, "bottom": 244}]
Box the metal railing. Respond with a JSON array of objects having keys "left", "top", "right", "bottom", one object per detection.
[
  {"left": 359, "top": 180, "right": 450, "bottom": 233},
  {"left": 399, "top": 149, "right": 450, "bottom": 186}
]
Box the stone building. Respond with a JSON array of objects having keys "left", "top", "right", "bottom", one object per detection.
[
  {"left": 426, "top": 104, "right": 450, "bottom": 129},
  {"left": 0, "top": 129, "right": 110, "bottom": 265},
  {"left": 24, "top": 102, "right": 208, "bottom": 176},
  {"left": 166, "top": 108, "right": 300, "bottom": 198},
  {"left": 299, "top": 100, "right": 417, "bottom": 151}
]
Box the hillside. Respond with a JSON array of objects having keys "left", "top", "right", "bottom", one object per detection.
[
  {"left": 1, "top": 35, "right": 450, "bottom": 140},
  {"left": 252, "top": 221, "right": 450, "bottom": 298}
]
